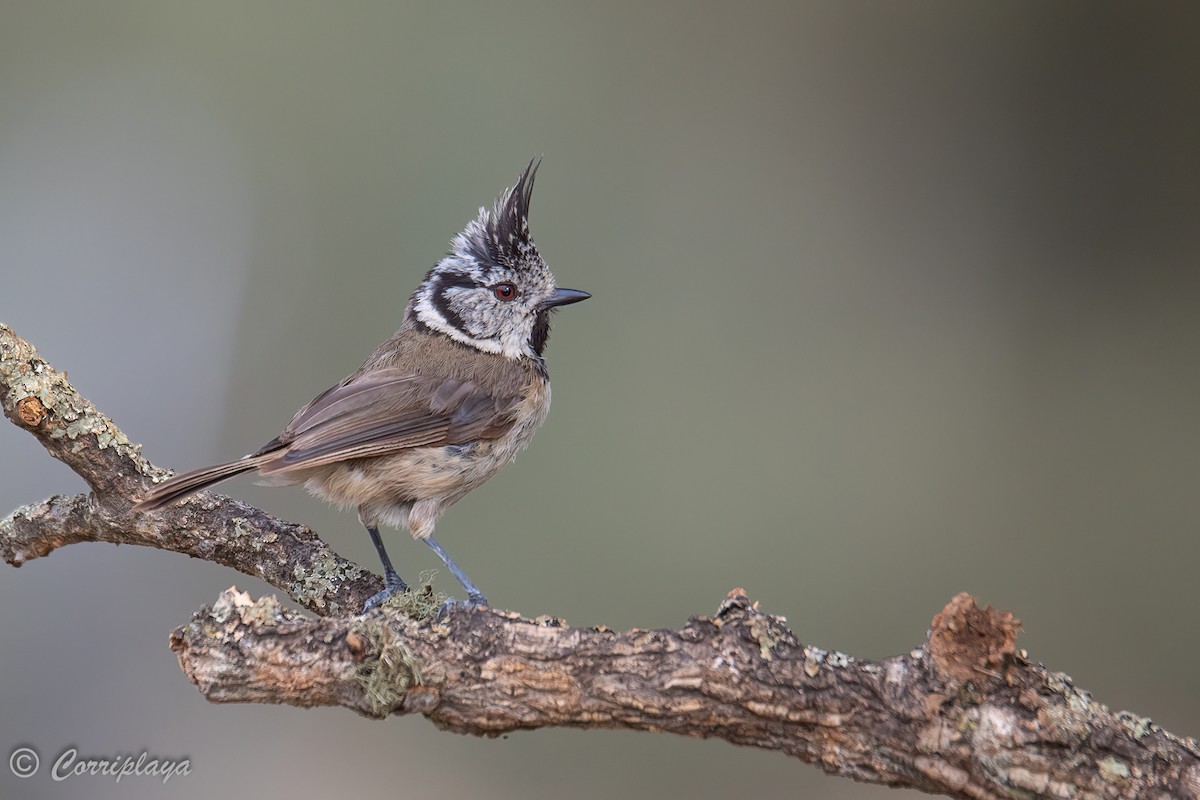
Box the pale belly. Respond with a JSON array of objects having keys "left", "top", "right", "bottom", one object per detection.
[{"left": 303, "top": 381, "right": 551, "bottom": 537}]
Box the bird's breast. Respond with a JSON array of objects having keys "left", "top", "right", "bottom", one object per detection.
[{"left": 305, "top": 375, "right": 552, "bottom": 517}]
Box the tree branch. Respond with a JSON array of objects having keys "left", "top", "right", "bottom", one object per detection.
[
  {"left": 0, "top": 322, "right": 380, "bottom": 615},
  {"left": 3, "top": 320, "right": 1198, "bottom": 799}
]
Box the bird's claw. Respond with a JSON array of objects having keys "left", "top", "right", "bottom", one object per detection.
[
  {"left": 362, "top": 574, "right": 409, "bottom": 613},
  {"left": 435, "top": 592, "right": 488, "bottom": 622}
]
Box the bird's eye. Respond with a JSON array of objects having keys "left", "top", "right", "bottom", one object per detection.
[{"left": 492, "top": 282, "right": 518, "bottom": 301}]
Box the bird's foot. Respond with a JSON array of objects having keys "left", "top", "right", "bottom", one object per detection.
[
  {"left": 362, "top": 571, "right": 409, "bottom": 613},
  {"left": 435, "top": 591, "right": 488, "bottom": 621}
]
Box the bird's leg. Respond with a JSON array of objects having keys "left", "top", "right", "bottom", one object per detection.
[
  {"left": 362, "top": 524, "right": 409, "bottom": 611},
  {"left": 424, "top": 535, "right": 487, "bottom": 610}
]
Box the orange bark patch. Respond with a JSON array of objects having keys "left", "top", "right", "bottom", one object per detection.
[
  {"left": 928, "top": 593, "right": 1020, "bottom": 685},
  {"left": 16, "top": 396, "right": 46, "bottom": 428}
]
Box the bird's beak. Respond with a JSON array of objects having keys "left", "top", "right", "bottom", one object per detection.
[{"left": 542, "top": 288, "right": 591, "bottom": 309}]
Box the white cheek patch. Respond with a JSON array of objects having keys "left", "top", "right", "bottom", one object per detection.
[
  {"left": 444, "top": 287, "right": 494, "bottom": 338},
  {"left": 414, "top": 280, "right": 537, "bottom": 359},
  {"left": 413, "top": 289, "right": 506, "bottom": 355}
]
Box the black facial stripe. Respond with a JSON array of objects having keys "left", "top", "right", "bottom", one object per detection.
[
  {"left": 530, "top": 308, "right": 551, "bottom": 358},
  {"left": 432, "top": 273, "right": 479, "bottom": 293},
  {"left": 431, "top": 273, "right": 479, "bottom": 337}
]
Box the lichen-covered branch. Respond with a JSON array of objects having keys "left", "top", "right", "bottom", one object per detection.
[
  {"left": 0, "top": 322, "right": 380, "bottom": 615},
  {"left": 173, "top": 588, "right": 1200, "bottom": 799},
  {"left": 0, "top": 490, "right": 379, "bottom": 615},
  {"left": 3, "top": 320, "right": 1200, "bottom": 799}
]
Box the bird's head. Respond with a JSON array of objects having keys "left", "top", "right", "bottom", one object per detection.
[{"left": 410, "top": 159, "right": 589, "bottom": 361}]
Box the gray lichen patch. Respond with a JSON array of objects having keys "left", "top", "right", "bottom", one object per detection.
[
  {"left": 0, "top": 501, "right": 45, "bottom": 564},
  {"left": 209, "top": 586, "right": 288, "bottom": 624},
  {"left": 239, "top": 594, "right": 287, "bottom": 626},
  {"left": 291, "top": 551, "right": 368, "bottom": 614},
  {"left": 0, "top": 324, "right": 160, "bottom": 477},
  {"left": 826, "top": 650, "right": 852, "bottom": 669},
  {"left": 1044, "top": 670, "right": 1104, "bottom": 716},
  {"left": 203, "top": 587, "right": 305, "bottom": 646},
  {"left": 1097, "top": 756, "right": 1130, "bottom": 782},
  {"left": 1115, "top": 710, "right": 1156, "bottom": 740},
  {"left": 749, "top": 615, "right": 778, "bottom": 661},
  {"left": 803, "top": 646, "right": 827, "bottom": 677},
  {"left": 351, "top": 620, "right": 423, "bottom": 716},
  {"left": 232, "top": 518, "right": 278, "bottom": 552}
]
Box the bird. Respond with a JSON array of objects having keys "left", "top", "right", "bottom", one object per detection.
[{"left": 134, "top": 159, "right": 589, "bottom": 613}]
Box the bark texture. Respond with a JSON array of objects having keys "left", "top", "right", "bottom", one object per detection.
[{"left": 3, "top": 321, "right": 1197, "bottom": 799}]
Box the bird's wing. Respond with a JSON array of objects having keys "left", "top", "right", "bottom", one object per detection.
[{"left": 253, "top": 368, "right": 522, "bottom": 474}]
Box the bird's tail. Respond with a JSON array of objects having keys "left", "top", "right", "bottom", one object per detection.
[{"left": 133, "top": 455, "right": 267, "bottom": 512}]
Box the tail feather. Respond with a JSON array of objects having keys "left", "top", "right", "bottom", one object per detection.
[{"left": 133, "top": 456, "right": 266, "bottom": 512}]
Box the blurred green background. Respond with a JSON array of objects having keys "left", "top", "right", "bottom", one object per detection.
[{"left": 2, "top": 2, "right": 1198, "bottom": 798}]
